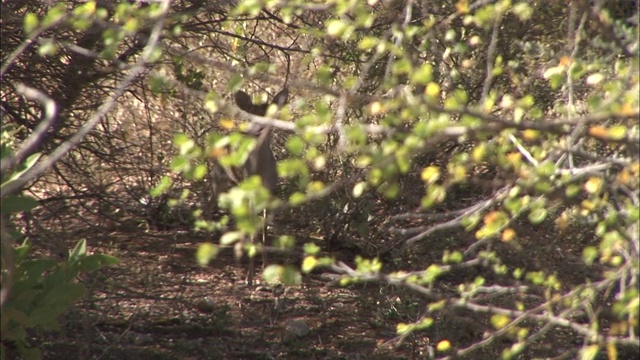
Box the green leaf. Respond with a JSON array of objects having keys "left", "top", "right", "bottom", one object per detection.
[
  {"left": 73, "top": 1, "right": 96, "bottom": 17},
  {"left": 444, "top": 89, "right": 468, "bottom": 110},
  {"left": 82, "top": 254, "right": 119, "bottom": 270},
  {"left": 232, "top": 0, "right": 263, "bottom": 17},
  {"left": 582, "top": 246, "right": 598, "bottom": 266},
  {"left": 68, "top": 239, "right": 87, "bottom": 265},
  {"left": 421, "top": 185, "right": 446, "bottom": 209},
  {"left": 326, "top": 19, "right": 349, "bottom": 38},
  {"left": 24, "top": 13, "right": 39, "bottom": 34},
  {"left": 196, "top": 243, "right": 220, "bottom": 266},
  {"left": 43, "top": 3, "right": 67, "bottom": 26},
  {"left": 352, "top": 182, "right": 367, "bottom": 198},
  {"left": 423, "top": 264, "right": 443, "bottom": 283},
  {"left": 443, "top": 251, "right": 463, "bottom": 263},
  {"left": 228, "top": 74, "right": 244, "bottom": 92},
  {"left": 0, "top": 195, "right": 39, "bottom": 214},
  {"left": 511, "top": 3, "right": 533, "bottom": 21},
  {"left": 525, "top": 271, "right": 546, "bottom": 285},
  {"left": 38, "top": 39, "right": 58, "bottom": 56},
  {"left": 289, "top": 192, "right": 307, "bottom": 206},
  {"left": 15, "top": 239, "right": 32, "bottom": 261},
  {"left": 173, "top": 133, "right": 193, "bottom": 148},
  {"left": 170, "top": 156, "right": 188, "bottom": 172},
  {"left": 148, "top": 75, "right": 169, "bottom": 93},
  {"left": 286, "top": 136, "right": 305, "bottom": 155},
  {"left": 504, "top": 197, "right": 524, "bottom": 215},
  {"left": 150, "top": 176, "right": 172, "bottom": 197},
  {"left": 205, "top": 91, "right": 219, "bottom": 113},
  {"left": 176, "top": 135, "right": 196, "bottom": 155},
  {"left": 280, "top": 266, "right": 302, "bottom": 285},
  {"left": 193, "top": 163, "right": 208, "bottom": 180},
  {"left": 303, "top": 242, "right": 321, "bottom": 255},
  {"left": 535, "top": 161, "right": 556, "bottom": 177},
  {"left": 566, "top": 184, "right": 580, "bottom": 197},
  {"left": 548, "top": 73, "right": 564, "bottom": 89},
  {"left": 396, "top": 148, "right": 411, "bottom": 173},
  {"left": 3, "top": 152, "right": 41, "bottom": 186},
  {"left": 579, "top": 345, "right": 600, "bottom": 360},
  {"left": 316, "top": 65, "right": 334, "bottom": 86},
  {"left": 396, "top": 322, "right": 411, "bottom": 335},
  {"left": 358, "top": 36, "right": 379, "bottom": 50},
  {"left": 220, "top": 231, "right": 243, "bottom": 245},
  {"left": 381, "top": 181, "right": 400, "bottom": 199},
  {"left": 411, "top": 63, "right": 433, "bottom": 84},
  {"left": 262, "top": 264, "right": 301, "bottom": 285},
  {"left": 528, "top": 208, "right": 547, "bottom": 224},
  {"left": 30, "top": 283, "right": 85, "bottom": 326},
  {"left": 392, "top": 58, "right": 412, "bottom": 75}
]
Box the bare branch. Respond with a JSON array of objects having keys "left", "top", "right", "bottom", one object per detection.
[{"left": 1, "top": 85, "right": 58, "bottom": 173}]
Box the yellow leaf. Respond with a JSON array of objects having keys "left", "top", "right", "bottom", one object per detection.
[
  {"left": 617, "top": 168, "right": 630, "bottom": 186},
  {"left": 584, "top": 177, "right": 603, "bottom": 194},
  {"left": 506, "top": 152, "right": 522, "bottom": 166},
  {"left": 425, "top": 82, "right": 440, "bottom": 98},
  {"left": 455, "top": 0, "right": 469, "bottom": 13},
  {"left": 208, "top": 147, "right": 227, "bottom": 159},
  {"left": 543, "top": 65, "right": 565, "bottom": 79},
  {"left": 369, "top": 101, "right": 383, "bottom": 115},
  {"left": 620, "top": 102, "right": 635, "bottom": 115},
  {"left": 586, "top": 73, "right": 604, "bottom": 85},
  {"left": 608, "top": 125, "right": 627, "bottom": 140},
  {"left": 475, "top": 226, "right": 491, "bottom": 239},
  {"left": 555, "top": 212, "right": 570, "bottom": 232},
  {"left": 611, "top": 320, "right": 631, "bottom": 336},
  {"left": 579, "top": 344, "right": 600, "bottom": 360},
  {"left": 522, "top": 129, "right": 539, "bottom": 141},
  {"left": 219, "top": 119, "right": 236, "bottom": 130},
  {"left": 607, "top": 342, "right": 617, "bottom": 360},
  {"left": 518, "top": 167, "right": 532, "bottom": 179},
  {"left": 232, "top": 37, "right": 238, "bottom": 52},
  {"left": 436, "top": 340, "right": 451, "bottom": 352},
  {"left": 302, "top": 256, "right": 318, "bottom": 273},
  {"left": 450, "top": 165, "right": 467, "bottom": 182},
  {"left": 581, "top": 199, "right": 597, "bottom": 211},
  {"left": 490, "top": 314, "right": 510, "bottom": 329},
  {"left": 472, "top": 144, "right": 486, "bottom": 162},
  {"left": 421, "top": 166, "right": 440, "bottom": 184},
  {"left": 396, "top": 323, "right": 410, "bottom": 335},
  {"left": 588, "top": 126, "right": 609, "bottom": 139},
  {"left": 559, "top": 56, "right": 572, "bottom": 66},
  {"left": 308, "top": 181, "right": 325, "bottom": 193},
  {"left": 502, "top": 228, "right": 516, "bottom": 242},
  {"left": 484, "top": 211, "right": 501, "bottom": 225}
]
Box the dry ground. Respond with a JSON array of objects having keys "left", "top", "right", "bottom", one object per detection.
[
  {"left": 24, "top": 222, "right": 431, "bottom": 360},
  {"left": 9, "top": 205, "right": 639, "bottom": 360}
]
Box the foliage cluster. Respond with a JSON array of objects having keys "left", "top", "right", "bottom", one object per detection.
[{"left": 1, "top": 127, "right": 118, "bottom": 359}]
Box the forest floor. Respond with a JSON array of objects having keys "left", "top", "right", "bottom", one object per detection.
[
  {"left": 13, "top": 206, "right": 638, "bottom": 360},
  {"left": 29, "top": 226, "right": 426, "bottom": 359}
]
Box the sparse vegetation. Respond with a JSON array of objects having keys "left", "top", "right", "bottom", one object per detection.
[{"left": 2, "top": 1, "right": 638, "bottom": 359}]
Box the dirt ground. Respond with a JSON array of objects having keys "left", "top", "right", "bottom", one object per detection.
[
  {"left": 26, "top": 227, "right": 430, "bottom": 360},
  {"left": 10, "top": 206, "right": 639, "bottom": 360}
]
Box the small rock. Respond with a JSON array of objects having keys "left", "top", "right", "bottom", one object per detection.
[
  {"left": 195, "top": 296, "right": 216, "bottom": 313},
  {"left": 285, "top": 319, "right": 310, "bottom": 337}
]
